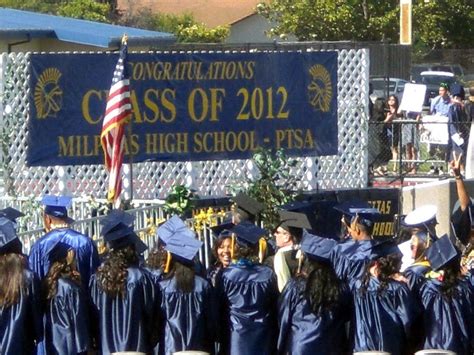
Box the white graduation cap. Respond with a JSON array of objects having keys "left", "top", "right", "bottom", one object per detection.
[{"left": 403, "top": 205, "right": 437, "bottom": 227}]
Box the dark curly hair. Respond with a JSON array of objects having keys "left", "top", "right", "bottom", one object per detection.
[
  {"left": 360, "top": 252, "right": 402, "bottom": 295},
  {"left": 439, "top": 257, "right": 462, "bottom": 299},
  {"left": 96, "top": 245, "right": 138, "bottom": 298},
  {"left": 234, "top": 242, "right": 259, "bottom": 263},
  {"left": 43, "top": 258, "right": 81, "bottom": 300},
  {"left": 0, "top": 251, "right": 28, "bottom": 307},
  {"left": 164, "top": 258, "right": 195, "bottom": 293},
  {"left": 146, "top": 245, "right": 167, "bottom": 271},
  {"left": 297, "top": 258, "right": 342, "bottom": 315}
]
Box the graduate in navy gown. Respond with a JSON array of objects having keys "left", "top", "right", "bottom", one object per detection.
[
  {"left": 350, "top": 240, "right": 420, "bottom": 355},
  {"left": 215, "top": 221, "right": 278, "bottom": 355},
  {"left": 278, "top": 230, "right": 351, "bottom": 355},
  {"left": 419, "top": 234, "right": 474, "bottom": 355},
  {"left": 89, "top": 212, "right": 159, "bottom": 354},
  {"left": 29, "top": 195, "right": 100, "bottom": 288},
  {"left": 156, "top": 216, "right": 215, "bottom": 355},
  {"left": 42, "top": 240, "right": 90, "bottom": 354},
  {"left": 310, "top": 201, "right": 381, "bottom": 282},
  {"left": 0, "top": 217, "right": 42, "bottom": 354},
  {"left": 206, "top": 220, "right": 234, "bottom": 287}
]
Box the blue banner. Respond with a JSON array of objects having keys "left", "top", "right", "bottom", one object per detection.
[{"left": 28, "top": 51, "right": 338, "bottom": 166}]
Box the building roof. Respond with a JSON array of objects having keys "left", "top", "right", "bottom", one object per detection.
[
  {"left": 117, "top": 0, "right": 261, "bottom": 28},
  {"left": 0, "top": 7, "right": 175, "bottom": 48}
]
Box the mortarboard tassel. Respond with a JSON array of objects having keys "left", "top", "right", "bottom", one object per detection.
[
  {"left": 258, "top": 237, "right": 267, "bottom": 263},
  {"left": 164, "top": 251, "right": 172, "bottom": 273}
]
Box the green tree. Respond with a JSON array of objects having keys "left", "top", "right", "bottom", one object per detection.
[
  {"left": 413, "top": 0, "right": 474, "bottom": 49},
  {"left": 258, "top": 0, "right": 473, "bottom": 48},
  {"left": 240, "top": 148, "right": 300, "bottom": 231},
  {"left": 257, "top": 0, "right": 399, "bottom": 42},
  {"left": 0, "top": 0, "right": 111, "bottom": 22},
  {"left": 57, "top": 0, "right": 110, "bottom": 22}
]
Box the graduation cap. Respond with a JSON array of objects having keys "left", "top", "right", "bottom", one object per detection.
[
  {"left": 163, "top": 233, "right": 203, "bottom": 262},
  {"left": 334, "top": 201, "right": 380, "bottom": 227},
  {"left": 43, "top": 239, "right": 73, "bottom": 264},
  {"left": 278, "top": 210, "right": 313, "bottom": 230},
  {"left": 101, "top": 213, "right": 147, "bottom": 254},
  {"left": 230, "top": 221, "right": 267, "bottom": 246},
  {"left": 300, "top": 230, "right": 336, "bottom": 261},
  {"left": 232, "top": 193, "right": 264, "bottom": 221},
  {"left": 425, "top": 234, "right": 460, "bottom": 271},
  {"left": 0, "top": 217, "right": 21, "bottom": 253},
  {"left": 156, "top": 215, "right": 196, "bottom": 245},
  {"left": 278, "top": 200, "right": 318, "bottom": 230},
  {"left": 101, "top": 209, "right": 134, "bottom": 229},
  {"left": 403, "top": 205, "right": 437, "bottom": 228},
  {"left": 41, "top": 195, "right": 75, "bottom": 224},
  {"left": 370, "top": 238, "right": 403, "bottom": 259},
  {"left": 0, "top": 207, "right": 24, "bottom": 223},
  {"left": 210, "top": 219, "right": 235, "bottom": 240}
]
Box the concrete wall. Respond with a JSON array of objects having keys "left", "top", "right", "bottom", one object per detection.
[{"left": 402, "top": 178, "right": 474, "bottom": 236}]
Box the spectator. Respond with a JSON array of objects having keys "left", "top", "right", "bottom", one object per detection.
[
  {"left": 447, "top": 84, "right": 468, "bottom": 169},
  {"left": 384, "top": 95, "right": 402, "bottom": 173}
]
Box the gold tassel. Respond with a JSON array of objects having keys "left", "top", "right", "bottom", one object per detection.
[
  {"left": 296, "top": 249, "right": 303, "bottom": 274},
  {"left": 164, "top": 251, "right": 172, "bottom": 273},
  {"left": 231, "top": 234, "right": 235, "bottom": 260},
  {"left": 258, "top": 237, "right": 267, "bottom": 263},
  {"left": 66, "top": 249, "right": 75, "bottom": 266}
]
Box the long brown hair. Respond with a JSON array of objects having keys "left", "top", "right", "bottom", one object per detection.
[
  {"left": 298, "top": 258, "right": 342, "bottom": 315},
  {"left": 96, "top": 245, "right": 138, "bottom": 298},
  {"left": 0, "top": 252, "right": 28, "bottom": 307},
  {"left": 43, "top": 256, "right": 81, "bottom": 300},
  {"left": 164, "top": 259, "right": 195, "bottom": 293}
]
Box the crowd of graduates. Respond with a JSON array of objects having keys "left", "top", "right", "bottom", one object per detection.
[{"left": 1, "top": 159, "right": 474, "bottom": 355}]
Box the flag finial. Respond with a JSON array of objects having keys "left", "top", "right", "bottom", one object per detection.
[{"left": 121, "top": 34, "right": 128, "bottom": 45}]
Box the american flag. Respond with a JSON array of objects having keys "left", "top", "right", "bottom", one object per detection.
[{"left": 101, "top": 36, "right": 131, "bottom": 208}]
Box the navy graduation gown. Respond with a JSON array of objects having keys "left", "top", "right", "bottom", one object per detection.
[
  {"left": 215, "top": 262, "right": 278, "bottom": 355},
  {"left": 403, "top": 261, "right": 431, "bottom": 293},
  {"left": 419, "top": 277, "right": 474, "bottom": 355},
  {"left": 159, "top": 275, "right": 215, "bottom": 355},
  {"left": 451, "top": 202, "right": 472, "bottom": 246},
  {"left": 0, "top": 269, "right": 42, "bottom": 355},
  {"left": 44, "top": 278, "right": 89, "bottom": 354},
  {"left": 90, "top": 267, "right": 159, "bottom": 354},
  {"left": 277, "top": 278, "right": 351, "bottom": 355},
  {"left": 206, "top": 263, "right": 223, "bottom": 288},
  {"left": 329, "top": 239, "right": 375, "bottom": 282},
  {"left": 350, "top": 277, "right": 420, "bottom": 355},
  {"left": 29, "top": 228, "right": 100, "bottom": 288}
]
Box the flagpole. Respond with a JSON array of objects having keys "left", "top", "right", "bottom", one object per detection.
[{"left": 122, "top": 34, "right": 134, "bottom": 206}]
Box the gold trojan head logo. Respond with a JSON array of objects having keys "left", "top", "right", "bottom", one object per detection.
[
  {"left": 307, "top": 64, "right": 333, "bottom": 112},
  {"left": 34, "top": 68, "right": 63, "bottom": 119}
]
